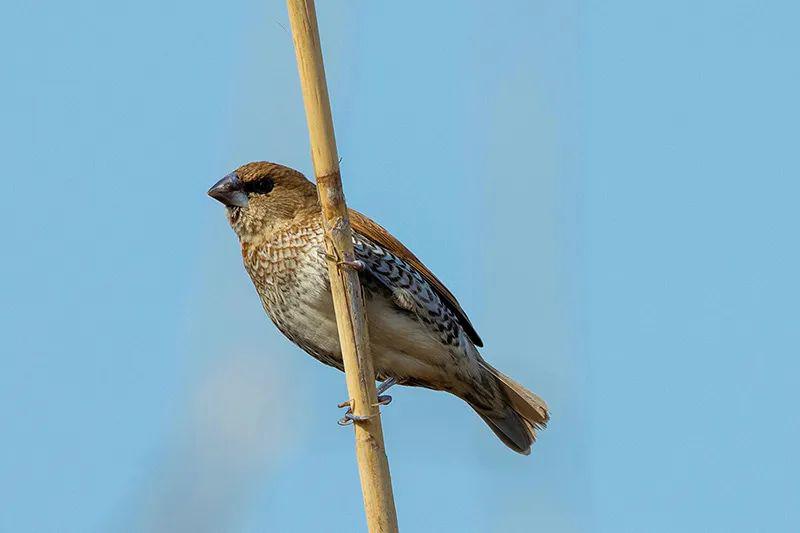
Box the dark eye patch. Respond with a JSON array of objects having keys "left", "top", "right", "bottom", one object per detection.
[{"left": 243, "top": 177, "right": 274, "bottom": 195}]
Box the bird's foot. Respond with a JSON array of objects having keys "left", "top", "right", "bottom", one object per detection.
[
  {"left": 338, "top": 258, "right": 366, "bottom": 271},
  {"left": 339, "top": 259, "right": 366, "bottom": 271},
  {"left": 375, "top": 377, "right": 396, "bottom": 406},
  {"left": 377, "top": 394, "right": 393, "bottom": 406},
  {"left": 337, "top": 400, "right": 375, "bottom": 426},
  {"left": 324, "top": 252, "right": 365, "bottom": 272},
  {"left": 336, "top": 377, "right": 397, "bottom": 425},
  {"left": 376, "top": 377, "right": 397, "bottom": 396}
]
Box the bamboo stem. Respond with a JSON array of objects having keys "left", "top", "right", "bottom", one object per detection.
[{"left": 285, "top": 1, "right": 399, "bottom": 531}]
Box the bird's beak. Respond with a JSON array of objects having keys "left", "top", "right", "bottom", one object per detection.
[{"left": 208, "top": 172, "right": 249, "bottom": 208}]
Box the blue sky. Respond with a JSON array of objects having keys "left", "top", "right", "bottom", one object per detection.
[{"left": 2, "top": 0, "right": 797, "bottom": 531}]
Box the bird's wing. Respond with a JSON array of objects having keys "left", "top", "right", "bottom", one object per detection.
[{"left": 349, "top": 209, "right": 484, "bottom": 347}]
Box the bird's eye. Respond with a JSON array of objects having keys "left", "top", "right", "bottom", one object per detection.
[{"left": 243, "top": 177, "right": 275, "bottom": 195}]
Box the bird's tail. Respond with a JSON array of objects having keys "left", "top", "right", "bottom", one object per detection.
[{"left": 470, "top": 362, "right": 549, "bottom": 455}]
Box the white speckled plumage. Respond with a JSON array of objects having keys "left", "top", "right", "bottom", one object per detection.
[{"left": 242, "top": 220, "right": 479, "bottom": 389}]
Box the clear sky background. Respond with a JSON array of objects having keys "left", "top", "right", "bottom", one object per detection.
[{"left": 2, "top": 0, "right": 798, "bottom": 532}]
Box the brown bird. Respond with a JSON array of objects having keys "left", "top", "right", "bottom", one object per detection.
[{"left": 208, "top": 161, "right": 548, "bottom": 454}]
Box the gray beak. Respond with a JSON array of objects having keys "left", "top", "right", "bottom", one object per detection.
[{"left": 208, "top": 172, "right": 249, "bottom": 208}]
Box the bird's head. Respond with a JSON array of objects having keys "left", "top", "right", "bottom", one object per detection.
[{"left": 208, "top": 161, "right": 318, "bottom": 241}]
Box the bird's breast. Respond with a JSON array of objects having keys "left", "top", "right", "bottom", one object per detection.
[
  {"left": 244, "top": 226, "right": 328, "bottom": 306},
  {"left": 241, "top": 225, "right": 342, "bottom": 363}
]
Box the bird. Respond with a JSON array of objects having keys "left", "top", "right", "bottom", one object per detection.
[{"left": 208, "top": 161, "right": 549, "bottom": 454}]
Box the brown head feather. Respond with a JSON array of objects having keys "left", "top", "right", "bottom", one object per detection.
[{"left": 227, "top": 162, "right": 318, "bottom": 241}]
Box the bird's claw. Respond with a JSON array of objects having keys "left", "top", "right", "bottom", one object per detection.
[
  {"left": 337, "top": 378, "right": 397, "bottom": 425},
  {"left": 377, "top": 394, "right": 392, "bottom": 406},
  {"left": 337, "top": 400, "right": 376, "bottom": 426},
  {"left": 339, "top": 259, "right": 366, "bottom": 271},
  {"left": 324, "top": 252, "right": 365, "bottom": 272},
  {"left": 337, "top": 410, "right": 375, "bottom": 426},
  {"left": 337, "top": 395, "right": 391, "bottom": 426},
  {"left": 376, "top": 377, "right": 397, "bottom": 396}
]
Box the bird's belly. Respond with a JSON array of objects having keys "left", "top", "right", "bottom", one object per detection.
[
  {"left": 255, "top": 259, "right": 470, "bottom": 388},
  {"left": 254, "top": 254, "right": 344, "bottom": 369},
  {"left": 365, "top": 293, "right": 464, "bottom": 388},
  {"left": 276, "top": 300, "right": 342, "bottom": 368}
]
